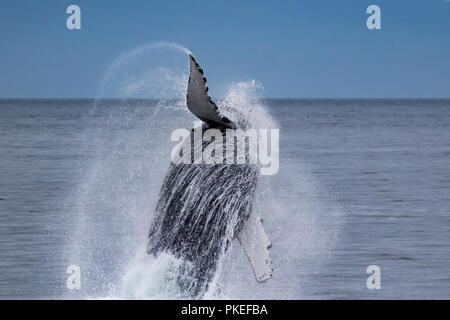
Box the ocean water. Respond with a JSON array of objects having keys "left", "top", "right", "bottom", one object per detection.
[{"left": 0, "top": 98, "right": 449, "bottom": 299}]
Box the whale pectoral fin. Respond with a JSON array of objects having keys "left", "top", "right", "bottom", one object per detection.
[
  {"left": 187, "top": 54, "right": 235, "bottom": 128},
  {"left": 237, "top": 211, "right": 273, "bottom": 282}
]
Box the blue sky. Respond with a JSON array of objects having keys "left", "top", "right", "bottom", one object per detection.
[{"left": 0, "top": 0, "right": 449, "bottom": 98}]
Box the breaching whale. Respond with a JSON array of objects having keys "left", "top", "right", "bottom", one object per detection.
[{"left": 147, "top": 54, "right": 272, "bottom": 297}]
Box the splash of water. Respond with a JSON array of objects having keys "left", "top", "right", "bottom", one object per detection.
[
  {"left": 66, "top": 42, "right": 193, "bottom": 299},
  {"left": 65, "top": 42, "right": 342, "bottom": 300},
  {"left": 100, "top": 41, "right": 191, "bottom": 97}
]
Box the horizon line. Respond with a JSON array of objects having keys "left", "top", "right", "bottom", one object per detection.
[{"left": 0, "top": 97, "right": 450, "bottom": 101}]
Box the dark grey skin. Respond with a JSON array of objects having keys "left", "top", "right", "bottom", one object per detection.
[{"left": 147, "top": 124, "right": 257, "bottom": 297}]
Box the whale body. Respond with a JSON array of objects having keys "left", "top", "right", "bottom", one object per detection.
[{"left": 147, "top": 54, "right": 272, "bottom": 297}]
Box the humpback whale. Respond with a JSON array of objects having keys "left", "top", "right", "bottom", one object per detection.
[{"left": 147, "top": 54, "right": 272, "bottom": 298}]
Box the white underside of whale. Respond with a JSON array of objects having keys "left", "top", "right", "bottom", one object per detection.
[{"left": 237, "top": 211, "right": 273, "bottom": 282}]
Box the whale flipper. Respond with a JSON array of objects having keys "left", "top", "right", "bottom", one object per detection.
[
  {"left": 237, "top": 211, "right": 273, "bottom": 282},
  {"left": 187, "top": 54, "right": 235, "bottom": 128}
]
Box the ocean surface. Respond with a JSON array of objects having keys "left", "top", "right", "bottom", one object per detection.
[{"left": 0, "top": 98, "right": 449, "bottom": 299}]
